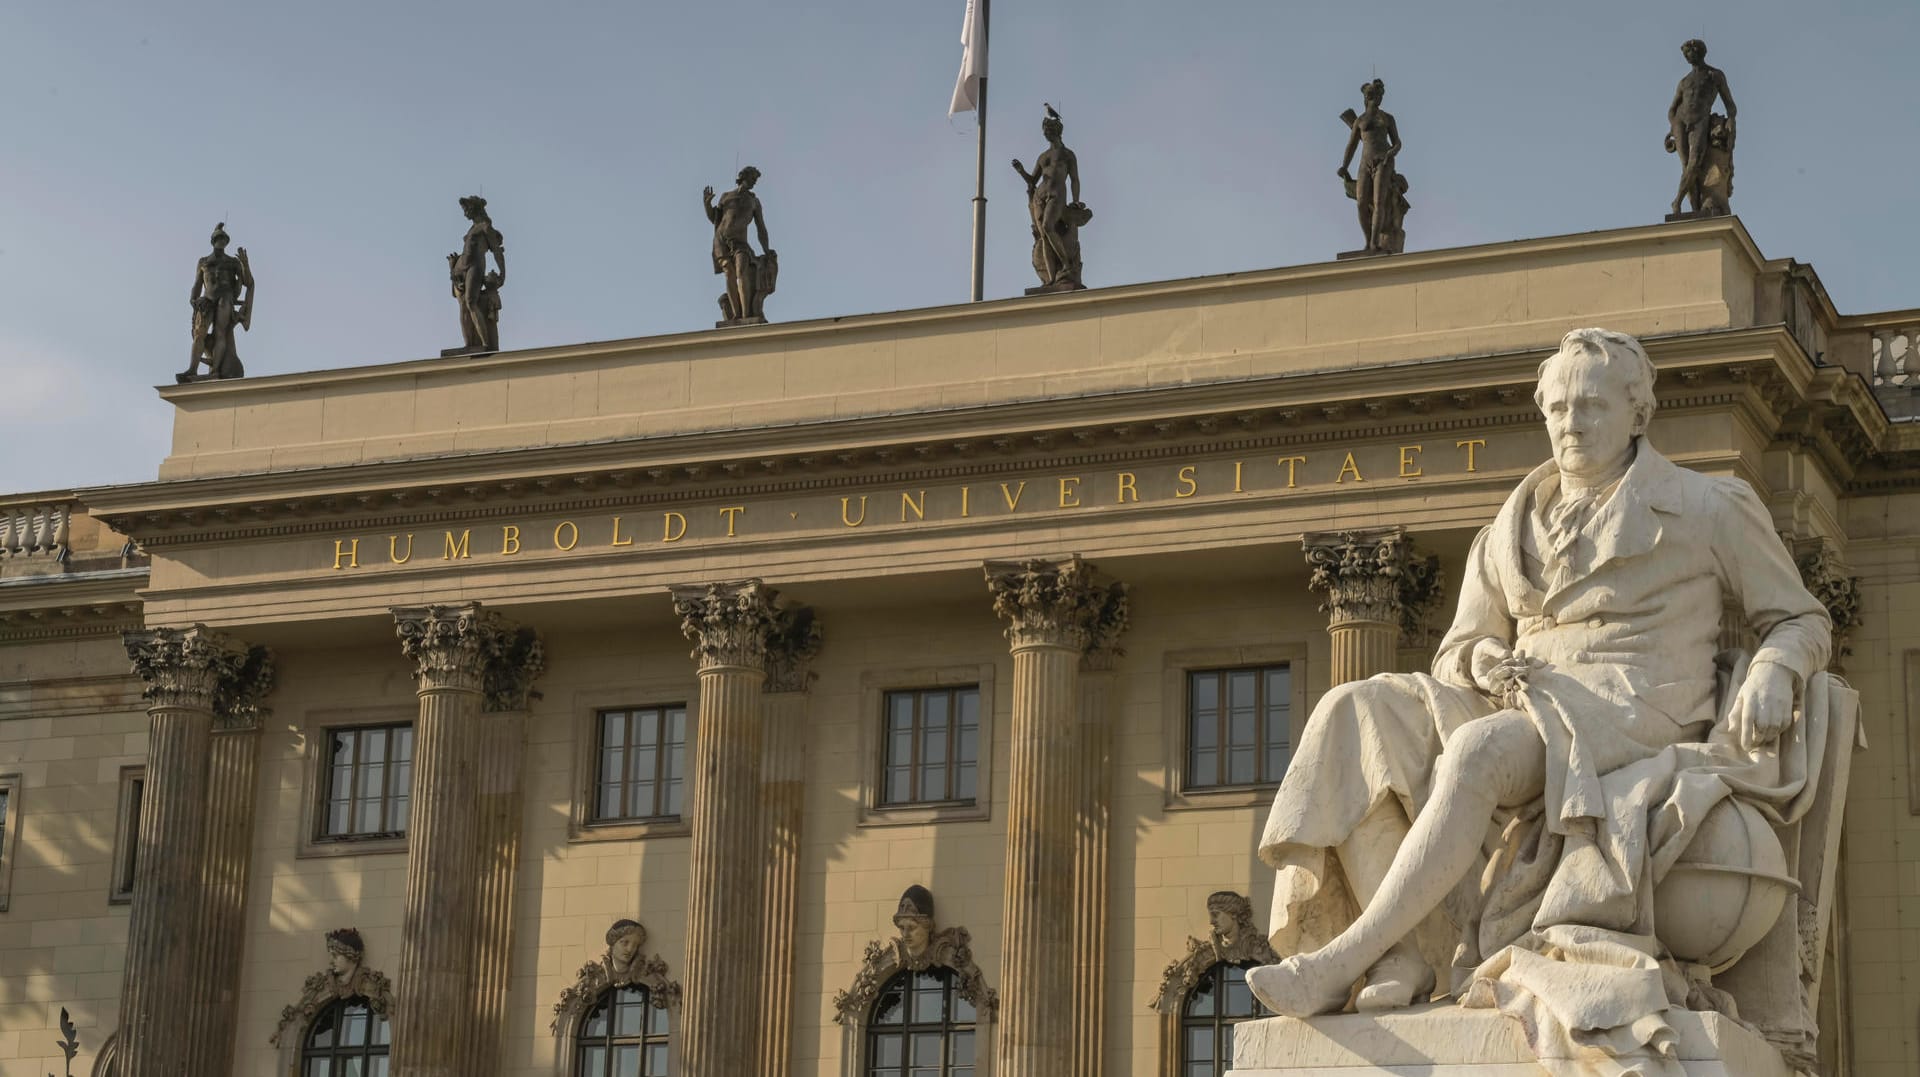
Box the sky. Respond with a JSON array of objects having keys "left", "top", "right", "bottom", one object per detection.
[{"left": 3, "top": 1, "right": 1916, "bottom": 493}]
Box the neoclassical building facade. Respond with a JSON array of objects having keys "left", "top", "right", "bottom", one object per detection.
[{"left": 1, "top": 217, "right": 1917, "bottom": 1077}]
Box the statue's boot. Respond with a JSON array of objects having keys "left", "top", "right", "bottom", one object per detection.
[
  {"left": 1246, "top": 952, "right": 1357, "bottom": 1018},
  {"left": 1354, "top": 941, "right": 1434, "bottom": 1011}
]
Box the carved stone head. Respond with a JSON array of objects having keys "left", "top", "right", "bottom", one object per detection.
[
  {"left": 1534, "top": 328, "right": 1659, "bottom": 480},
  {"left": 893, "top": 885, "right": 937, "bottom": 959},
  {"left": 606, "top": 919, "right": 648, "bottom": 976},
  {"left": 1362, "top": 78, "right": 1385, "bottom": 106},
  {"left": 1206, "top": 891, "right": 1253, "bottom": 943},
  {"left": 325, "top": 927, "right": 365, "bottom": 983},
  {"left": 1041, "top": 105, "right": 1064, "bottom": 142},
  {"left": 209, "top": 222, "right": 230, "bottom": 251},
  {"left": 1682, "top": 38, "right": 1707, "bottom": 64},
  {"left": 459, "top": 194, "right": 490, "bottom": 222},
  {"left": 736, "top": 166, "right": 761, "bottom": 189}
]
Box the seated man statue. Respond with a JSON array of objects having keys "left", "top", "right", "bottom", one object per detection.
[{"left": 1250, "top": 328, "right": 1836, "bottom": 1074}]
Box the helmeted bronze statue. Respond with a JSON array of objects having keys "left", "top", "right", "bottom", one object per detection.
[
  {"left": 704, "top": 167, "right": 777, "bottom": 326},
  {"left": 178, "top": 223, "right": 253, "bottom": 383},
  {"left": 446, "top": 195, "right": 505, "bottom": 355}
]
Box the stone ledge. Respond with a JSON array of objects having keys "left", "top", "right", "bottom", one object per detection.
[{"left": 1231, "top": 1003, "right": 1791, "bottom": 1077}]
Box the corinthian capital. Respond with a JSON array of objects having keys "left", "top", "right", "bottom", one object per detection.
[
  {"left": 763, "top": 604, "right": 823, "bottom": 693},
  {"left": 984, "top": 555, "right": 1129, "bottom": 653},
  {"left": 1303, "top": 528, "right": 1438, "bottom": 633},
  {"left": 123, "top": 625, "right": 276, "bottom": 726},
  {"left": 392, "top": 602, "right": 545, "bottom": 709},
  {"left": 671, "top": 579, "right": 787, "bottom": 673},
  {"left": 1793, "top": 537, "right": 1862, "bottom": 671}
]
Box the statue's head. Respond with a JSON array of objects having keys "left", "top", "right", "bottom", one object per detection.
[
  {"left": 1681, "top": 39, "right": 1707, "bottom": 64},
  {"left": 893, "top": 885, "right": 936, "bottom": 958},
  {"left": 460, "top": 194, "right": 489, "bottom": 221},
  {"left": 209, "top": 222, "right": 230, "bottom": 250},
  {"left": 1205, "top": 891, "right": 1252, "bottom": 939},
  {"left": 325, "top": 927, "right": 365, "bottom": 980},
  {"left": 1535, "top": 328, "right": 1657, "bottom": 480},
  {"left": 606, "top": 919, "right": 647, "bottom": 971},
  {"left": 1362, "top": 78, "right": 1386, "bottom": 106},
  {"left": 736, "top": 166, "right": 761, "bottom": 189},
  {"left": 1041, "top": 105, "right": 1063, "bottom": 141}
]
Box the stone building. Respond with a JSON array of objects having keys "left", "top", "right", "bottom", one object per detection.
[{"left": 1, "top": 217, "right": 1916, "bottom": 1077}]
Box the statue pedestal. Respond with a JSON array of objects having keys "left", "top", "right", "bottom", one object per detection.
[
  {"left": 1336, "top": 248, "right": 1394, "bottom": 261},
  {"left": 715, "top": 315, "right": 768, "bottom": 329},
  {"left": 1231, "top": 1004, "right": 1791, "bottom": 1077},
  {"left": 1663, "top": 209, "right": 1730, "bottom": 223},
  {"left": 440, "top": 346, "right": 495, "bottom": 358},
  {"left": 1023, "top": 281, "right": 1086, "bottom": 296}
]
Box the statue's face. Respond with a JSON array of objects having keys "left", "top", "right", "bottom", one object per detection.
[
  {"left": 1539, "top": 353, "right": 1641, "bottom": 479},
  {"left": 1682, "top": 42, "right": 1705, "bottom": 64},
  {"left": 898, "top": 917, "right": 932, "bottom": 957},
  {"left": 327, "top": 949, "right": 359, "bottom": 979},
  {"left": 610, "top": 933, "right": 641, "bottom": 968},
  {"left": 1209, "top": 908, "right": 1234, "bottom": 937}
]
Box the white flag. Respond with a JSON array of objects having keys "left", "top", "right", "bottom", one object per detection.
[{"left": 949, "top": 0, "right": 988, "bottom": 116}]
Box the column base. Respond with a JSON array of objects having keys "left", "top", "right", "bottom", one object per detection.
[{"left": 1231, "top": 1004, "right": 1791, "bottom": 1077}]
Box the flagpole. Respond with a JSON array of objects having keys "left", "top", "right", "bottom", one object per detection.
[{"left": 969, "top": 0, "right": 989, "bottom": 302}]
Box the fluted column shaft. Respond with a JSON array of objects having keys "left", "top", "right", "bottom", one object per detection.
[
  {"left": 190, "top": 721, "right": 264, "bottom": 1077},
  {"left": 672, "top": 581, "right": 816, "bottom": 1077},
  {"left": 757, "top": 682, "right": 813, "bottom": 1077},
  {"left": 472, "top": 711, "right": 527, "bottom": 1077},
  {"left": 985, "top": 557, "right": 1128, "bottom": 1077},
  {"left": 1071, "top": 661, "right": 1116, "bottom": 1077},
  {"left": 390, "top": 603, "right": 543, "bottom": 1077}
]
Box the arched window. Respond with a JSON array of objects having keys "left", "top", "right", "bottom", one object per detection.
[
  {"left": 866, "top": 968, "right": 977, "bottom": 1077},
  {"left": 575, "top": 984, "right": 670, "bottom": 1077},
  {"left": 302, "top": 996, "right": 391, "bottom": 1077},
  {"left": 1181, "top": 961, "right": 1269, "bottom": 1075}
]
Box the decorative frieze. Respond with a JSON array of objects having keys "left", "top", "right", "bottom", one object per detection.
[
  {"left": 551, "top": 919, "right": 681, "bottom": 1036},
  {"left": 671, "top": 579, "right": 783, "bottom": 671},
  {"left": 392, "top": 602, "right": 544, "bottom": 707},
  {"left": 1147, "top": 891, "right": 1279, "bottom": 1014},
  {"left": 124, "top": 624, "right": 275, "bottom": 723},
  {"left": 984, "top": 555, "right": 1128, "bottom": 652},
  {"left": 833, "top": 886, "right": 999, "bottom": 1026},
  {"left": 270, "top": 929, "right": 394, "bottom": 1047}
]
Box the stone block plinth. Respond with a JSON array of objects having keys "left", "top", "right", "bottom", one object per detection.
[{"left": 1231, "top": 1004, "right": 1790, "bottom": 1077}]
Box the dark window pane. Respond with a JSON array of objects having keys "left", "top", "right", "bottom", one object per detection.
[
  {"left": 872, "top": 1032, "right": 903, "bottom": 1064},
  {"left": 579, "top": 1045, "right": 607, "bottom": 1077},
  {"left": 320, "top": 723, "right": 414, "bottom": 839}
]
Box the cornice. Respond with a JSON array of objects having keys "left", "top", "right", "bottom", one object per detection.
[
  {"left": 0, "top": 568, "right": 147, "bottom": 643},
  {"left": 82, "top": 328, "right": 1853, "bottom": 546}
]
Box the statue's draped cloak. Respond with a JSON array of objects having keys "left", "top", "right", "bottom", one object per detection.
[{"left": 1258, "top": 442, "right": 1835, "bottom": 1077}]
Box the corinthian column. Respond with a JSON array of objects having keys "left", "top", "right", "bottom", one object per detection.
[
  {"left": 756, "top": 609, "right": 822, "bottom": 1077},
  {"left": 389, "top": 603, "right": 543, "bottom": 1077},
  {"left": 119, "top": 626, "right": 274, "bottom": 1077},
  {"left": 671, "top": 580, "right": 814, "bottom": 1077},
  {"left": 984, "top": 556, "right": 1127, "bottom": 1077},
  {"left": 1303, "top": 528, "right": 1436, "bottom": 685}
]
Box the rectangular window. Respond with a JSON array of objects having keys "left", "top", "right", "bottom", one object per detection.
[
  {"left": 109, "top": 767, "right": 146, "bottom": 903},
  {"left": 593, "top": 705, "right": 688, "bottom": 823},
  {"left": 1186, "top": 665, "right": 1291, "bottom": 790},
  {"left": 880, "top": 686, "right": 981, "bottom": 807},
  {"left": 320, "top": 724, "right": 414, "bottom": 841}
]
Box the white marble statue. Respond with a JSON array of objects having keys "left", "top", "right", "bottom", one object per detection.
[{"left": 1249, "top": 328, "right": 1844, "bottom": 1076}]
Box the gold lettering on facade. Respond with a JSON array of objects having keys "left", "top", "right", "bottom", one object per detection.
[
  {"left": 961, "top": 486, "right": 971, "bottom": 517},
  {"left": 332, "top": 538, "right": 360, "bottom": 570},
  {"left": 1399, "top": 445, "right": 1424, "bottom": 478},
  {"left": 1117, "top": 472, "right": 1139, "bottom": 503},
  {"left": 718, "top": 507, "right": 745, "bottom": 537},
  {"left": 553, "top": 521, "right": 579, "bottom": 551},
  {"left": 1234, "top": 461, "right": 1244, "bottom": 493},
  {"left": 1175, "top": 465, "right": 1198, "bottom": 498},
  {"left": 1278, "top": 455, "right": 1307, "bottom": 488},
  {"left": 663, "top": 512, "right": 688, "bottom": 542},
  {"left": 444, "top": 530, "right": 472, "bottom": 560},
  {"left": 1336, "top": 453, "right": 1364, "bottom": 484},
  {"left": 610, "top": 516, "right": 633, "bottom": 547},
  {"left": 388, "top": 534, "right": 413, "bottom": 565},
  {"left": 1059, "top": 477, "right": 1082, "bottom": 508},
  {"left": 1001, "top": 482, "right": 1027, "bottom": 510},
  {"left": 840, "top": 496, "right": 868, "bottom": 527},
  {"left": 1457, "top": 438, "right": 1486, "bottom": 473},
  {"left": 902, "top": 491, "right": 926, "bottom": 522},
  {"left": 501, "top": 525, "right": 522, "bottom": 556}
]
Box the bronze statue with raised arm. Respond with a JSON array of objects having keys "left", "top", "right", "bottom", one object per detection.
[
  {"left": 1012, "top": 104, "right": 1091, "bottom": 293},
  {"left": 179, "top": 222, "right": 253, "bottom": 383},
  {"left": 704, "top": 166, "right": 778, "bottom": 326}
]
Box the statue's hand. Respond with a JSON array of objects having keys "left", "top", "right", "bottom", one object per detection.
[
  {"left": 1728, "top": 660, "right": 1796, "bottom": 752},
  {"left": 1475, "top": 647, "right": 1543, "bottom": 708},
  {"left": 703, "top": 186, "right": 715, "bottom": 202},
  {"left": 1337, "top": 167, "right": 1353, "bottom": 181}
]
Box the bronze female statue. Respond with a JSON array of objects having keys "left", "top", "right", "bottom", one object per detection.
[
  {"left": 1012, "top": 104, "right": 1091, "bottom": 292},
  {"left": 447, "top": 195, "right": 505, "bottom": 355},
  {"left": 1337, "top": 79, "right": 1409, "bottom": 256}
]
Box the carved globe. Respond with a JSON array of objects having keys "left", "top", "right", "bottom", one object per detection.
[{"left": 1652, "top": 796, "right": 1796, "bottom": 972}]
